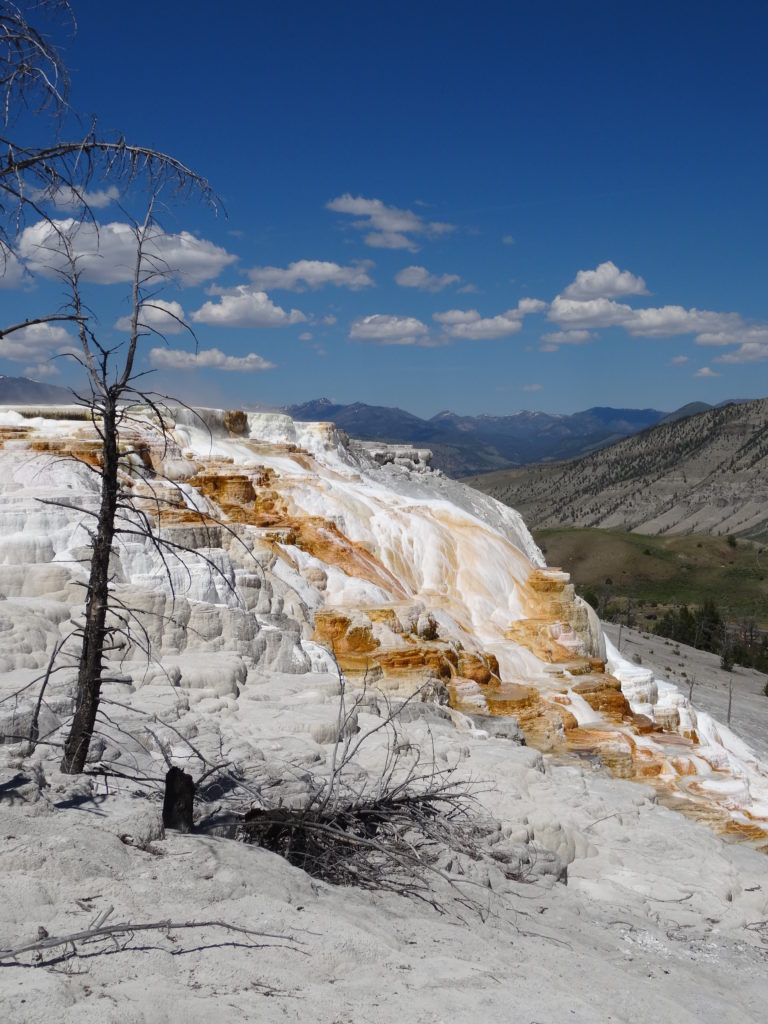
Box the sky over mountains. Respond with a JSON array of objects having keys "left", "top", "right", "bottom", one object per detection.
[{"left": 1, "top": 1, "right": 767, "bottom": 416}]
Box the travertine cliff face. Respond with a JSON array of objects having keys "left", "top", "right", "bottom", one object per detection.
[{"left": 0, "top": 404, "right": 766, "bottom": 843}]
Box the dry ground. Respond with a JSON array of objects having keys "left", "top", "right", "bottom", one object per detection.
[{"left": 603, "top": 621, "right": 768, "bottom": 761}]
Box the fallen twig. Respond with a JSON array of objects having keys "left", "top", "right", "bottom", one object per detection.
[{"left": 1, "top": 919, "right": 303, "bottom": 963}]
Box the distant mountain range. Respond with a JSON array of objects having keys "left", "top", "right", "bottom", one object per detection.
[
  {"left": 285, "top": 398, "right": 670, "bottom": 475},
  {"left": 2, "top": 377, "right": 750, "bottom": 489},
  {"left": 466, "top": 397, "right": 768, "bottom": 540},
  {"left": 0, "top": 374, "right": 74, "bottom": 405}
]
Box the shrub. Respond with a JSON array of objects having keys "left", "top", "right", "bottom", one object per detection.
[{"left": 582, "top": 588, "right": 600, "bottom": 610}]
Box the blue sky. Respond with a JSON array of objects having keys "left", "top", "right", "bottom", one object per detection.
[{"left": 2, "top": 0, "right": 767, "bottom": 416}]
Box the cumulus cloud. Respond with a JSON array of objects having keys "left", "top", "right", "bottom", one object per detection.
[
  {"left": 321, "top": 315, "right": 337, "bottom": 325},
  {"left": 115, "top": 299, "right": 187, "bottom": 335},
  {"left": 696, "top": 326, "right": 768, "bottom": 347},
  {"left": 190, "top": 286, "right": 306, "bottom": 328},
  {"left": 434, "top": 298, "right": 546, "bottom": 340},
  {"left": 395, "top": 265, "right": 461, "bottom": 292},
  {"left": 696, "top": 325, "right": 768, "bottom": 364},
  {"left": 544, "top": 264, "right": 768, "bottom": 365},
  {"left": 541, "top": 329, "right": 595, "bottom": 345},
  {"left": 522, "top": 383, "right": 542, "bottom": 392},
  {"left": 502, "top": 235, "right": 516, "bottom": 246},
  {"left": 0, "top": 321, "right": 75, "bottom": 364},
  {"left": 45, "top": 185, "right": 121, "bottom": 210},
  {"left": 349, "top": 314, "right": 431, "bottom": 346},
  {"left": 23, "top": 362, "right": 60, "bottom": 378},
  {"left": 149, "top": 347, "right": 275, "bottom": 372},
  {"left": 248, "top": 259, "right": 374, "bottom": 292},
  {"left": 695, "top": 366, "right": 719, "bottom": 378},
  {"left": 0, "top": 252, "right": 28, "bottom": 289},
  {"left": 26, "top": 185, "right": 120, "bottom": 210},
  {"left": 326, "top": 194, "right": 454, "bottom": 251},
  {"left": 299, "top": 331, "right": 313, "bottom": 341},
  {"left": 539, "top": 329, "right": 595, "bottom": 351},
  {"left": 562, "top": 260, "right": 648, "bottom": 300},
  {"left": 548, "top": 295, "right": 743, "bottom": 339},
  {"left": 715, "top": 342, "right": 768, "bottom": 363},
  {"left": 17, "top": 219, "right": 237, "bottom": 286}
]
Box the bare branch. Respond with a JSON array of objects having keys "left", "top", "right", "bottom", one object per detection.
[
  {"left": 0, "top": 311, "right": 85, "bottom": 337},
  {"left": 0, "top": 918, "right": 302, "bottom": 963}
]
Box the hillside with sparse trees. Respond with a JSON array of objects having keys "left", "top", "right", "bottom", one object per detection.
[{"left": 467, "top": 398, "right": 768, "bottom": 540}]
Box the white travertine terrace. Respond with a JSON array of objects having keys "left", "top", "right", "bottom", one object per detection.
[{"left": 1, "top": 405, "right": 768, "bottom": 1022}]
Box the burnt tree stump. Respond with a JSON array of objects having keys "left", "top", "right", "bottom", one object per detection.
[{"left": 163, "top": 766, "right": 195, "bottom": 833}]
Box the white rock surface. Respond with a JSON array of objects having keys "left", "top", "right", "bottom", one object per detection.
[{"left": 1, "top": 406, "right": 767, "bottom": 1023}]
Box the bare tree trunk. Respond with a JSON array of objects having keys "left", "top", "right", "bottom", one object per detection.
[
  {"left": 61, "top": 397, "right": 119, "bottom": 773},
  {"left": 162, "top": 767, "right": 196, "bottom": 833}
]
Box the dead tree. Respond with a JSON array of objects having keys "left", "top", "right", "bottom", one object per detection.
[
  {"left": 49, "top": 207, "right": 245, "bottom": 773},
  {"left": 55, "top": 208, "right": 162, "bottom": 772},
  {"left": 1, "top": 2, "right": 222, "bottom": 773}
]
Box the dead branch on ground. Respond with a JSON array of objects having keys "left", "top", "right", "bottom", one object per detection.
[{"left": 0, "top": 918, "right": 303, "bottom": 965}]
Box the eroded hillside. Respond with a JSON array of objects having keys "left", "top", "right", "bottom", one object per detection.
[{"left": 467, "top": 397, "right": 768, "bottom": 538}]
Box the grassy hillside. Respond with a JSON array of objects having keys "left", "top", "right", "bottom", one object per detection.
[{"left": 534, "top": 528, "right": 768, "bottom": 625}]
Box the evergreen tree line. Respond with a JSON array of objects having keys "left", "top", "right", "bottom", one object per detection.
[{"left": 653, "top": 601, "right": 768, "bottom": 673}]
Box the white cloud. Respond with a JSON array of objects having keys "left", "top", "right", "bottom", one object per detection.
[
  {"left": 695, "top": 366, "right": 719, "bottom": 378},
  {"left": 0, "top": 321, "right": 75, "bottom": 364},
  {"left": 548, "top": 296, "right": 635, "bottom": 329},
  {"left": 28, "top": 185, "right": 121, "bottom": 210},
  {"left": 626, "top": 306, "right": 740, "bottom": 338},
  {"left": 395, "top": 265, "right": 461, "bottom": 292},
  {"left": 321, "top": 315, "right": 337, "bottom": 326},
  {"left": 190, "top": 286, "right": 306, "bottom": 328},
  {"left": 23, "top": 362, "right": 60, "bottom": 378},
  {"left": 17, "top": 219, "right": 237, "bottom": 286},
  {"left": 149, "top": 347, "right": 275, "bottom": 372},
  {"left": 548, "top": 295, "right": 743, "bottom": 339},
  {"left": 434, "top": 298, "right": 546, "bottom": 340},
  {"left": 0, "top": 252, "right": 28, "bottom": 289},
  {"left": 349, "top": 314, "right": 431, "bottom": 346},
  {"left": 540, "top": 328, "right": 595, "bottom": 351},
  {"left": 540, "top": 329, "right": 595, "bottom": 348},
  {"left": 562, "top": 260, "right": 648, "bottom": 300},
  {"left": 327, "top": 194, "right": 454, "bottom": 251},
  {"left": 522, "top": 383, "right": 542, "bottom": 392},
  {"left": 299, "top": 332, "right": 313, "bottom": 341},
  {"left": 696, "top": 326, "right": 768, "bottom": 364},
  {"left": 696, "top": 326, "right": 768, "bottom": 347},
  {"left": 716, "top": 342, "right": 768, "bottom": 363},
  {"left": 546, "top": 267, "right": 768, "bottom": 360},
  {"left": 55, "top": 185, "right": 121, "bottom": 210},
  {"left": 518, "top": 298, "right": 547, "bottom": 314},
  {"left": 248, "top": 259, "right": 374, "bottom": 292},
  {"left": 115, "top": 299, "right": 187, "bottom": 335},
  {"left": 363, "top": 231, "right": 416, "bottom": 250},
  {"left": 502, "top": 235, "right": 516, "bottom": 246}
]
